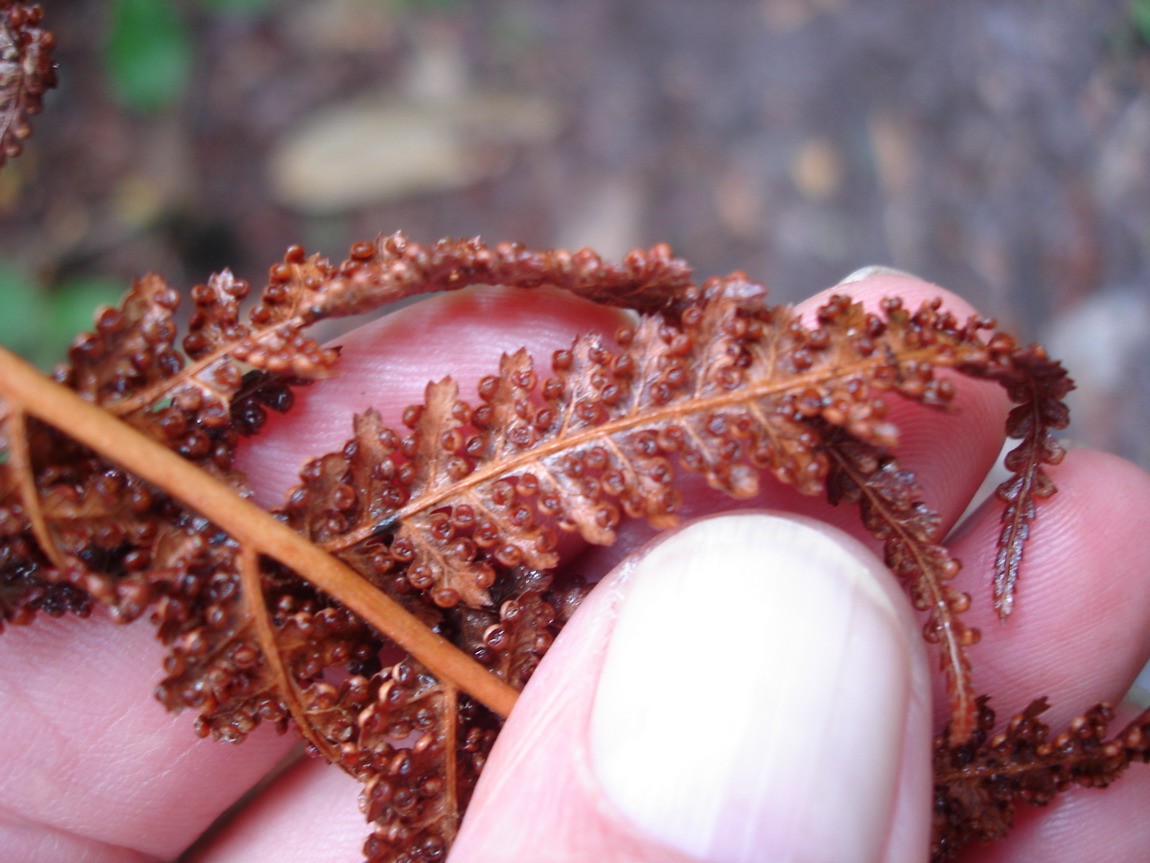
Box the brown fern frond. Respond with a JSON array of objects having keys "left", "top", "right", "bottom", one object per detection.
[
  {"left": 55, "top": 235, "right": 695, "bottom": 470},
  {"left": 0, "top": 1, "right": 55, "bottom": 168},
  {"left": 960, "top": 341, "right": 1074, "bottom": 618},
  {"left": 932, "top": 698, "right": 1150, "bottom": 861},
  {"left": 302, "top": 233, "right": 696, "bottom": 320},
  {"left": 0, "top": 235, "right": 1085, "bottom": 862},
  {"left": 825, "top": 436, "right": 979, "bottom": 745},
  {"left": 293, "top": 281, "right": 1041, "bottom": 752}
]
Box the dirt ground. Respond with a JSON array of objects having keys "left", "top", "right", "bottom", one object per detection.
[{"left": 3, "top": 0, "right": 1149, "bottom": 467}]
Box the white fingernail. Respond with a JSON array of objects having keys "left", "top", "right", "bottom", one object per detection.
[
  {"left": 838, "top": 265, "right": 921, "bottom": 285},
  {"left": 589, "top": 513, "right": 916, "bottom": 863}
]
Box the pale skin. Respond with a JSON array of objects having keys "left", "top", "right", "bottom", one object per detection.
[{"left": 1, "top": 273, "right": 1150, "bottom": 862}]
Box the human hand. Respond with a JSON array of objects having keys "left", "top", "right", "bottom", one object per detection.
[{"left": 2, "top": 273, "right": 1149, "bottom": 862}]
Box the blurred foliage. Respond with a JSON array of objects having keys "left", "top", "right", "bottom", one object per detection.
[
  {"left": 0, "top": 267, "right": 125, "bottom": 368},
  {"left": 105, "top": 0, "right": 193, "bottom": 111},
  {"left": 0, "top": 266, "right": 44, "bottom": 361},
  {"left": 1131, "top": 0, "right": 1150, "bottom": 44}
]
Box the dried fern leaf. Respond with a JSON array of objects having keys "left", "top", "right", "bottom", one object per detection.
[
  {"left": 826, "top": 436, "right": 978, "bottom": 745},
  {"left": 969, "top": 343, "right": 1074, "bottom": 617},
  {"left": 301, "top": 279, "right": 1063, "bottom": 754},
  {"left": 0, "top": 235, "right": 1080, "bottom": 863},
  {"left": 932, "top": 698, "right": 1150, "bottom": 861}
]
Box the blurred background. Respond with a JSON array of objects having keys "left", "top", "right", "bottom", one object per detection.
[{"left": 1, "top": 0, "right": 1148, "bottom": 468}]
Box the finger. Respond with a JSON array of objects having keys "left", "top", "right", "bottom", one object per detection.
[
  {"left": 452, "top": 513, "right": 934, "bottom": 863},
  {"left": 0, "top": 616, "right": 297, "bottom": 862},
  {"left": 185, "top": 755, "right": 365, "bottom": 863}
]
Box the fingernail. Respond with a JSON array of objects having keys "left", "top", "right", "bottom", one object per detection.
[
  {"left": 1125, "top": 682, "right": 1150, "bottom": 712},
  {"left": 589, "top": 513, "right": 916, "bottom": 863},
  {"left": 838, "top": 265, "right": 922, "bottom": 285}
]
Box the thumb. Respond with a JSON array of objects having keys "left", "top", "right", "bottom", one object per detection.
[{"left": 451, "top": 512, "right": 934, "bottom": 863}]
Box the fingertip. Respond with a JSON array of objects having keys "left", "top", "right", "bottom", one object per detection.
[
  {"left": 454, "top": 513, "right": 934, "bottom": 863},
  {"left": 450, "top": 543, "right": 665, "bottom": 862},
  {"left": 589, "top": 514, "right": 930, "bottom": 863}
]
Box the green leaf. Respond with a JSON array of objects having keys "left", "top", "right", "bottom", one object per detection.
[
  {"left": 1133, "top": 0, "right": 1150, "bottom": 44},
  {"left": 105, "top": 0, "right": 193, "bottom": 112},
  {"left": 0, "top": 264, "right": 46, "bottom": 361}
]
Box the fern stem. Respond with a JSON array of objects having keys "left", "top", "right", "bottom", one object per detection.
[
  {"left": 0, "top": 346, "right": 519, "bottom": 719},
  {"left": 5, "top": 408, "right": 66, "bottom": 569}
]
